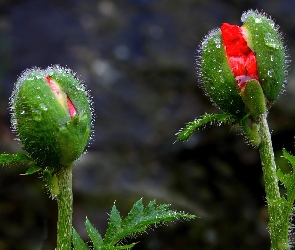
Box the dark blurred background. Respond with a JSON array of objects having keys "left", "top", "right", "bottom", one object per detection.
[{"left": 1, "top": 0, "right": 295, "bottom": 249}]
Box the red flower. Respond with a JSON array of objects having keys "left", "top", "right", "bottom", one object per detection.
[{"left": 221, "top": 23, "right": 259, "bottom": 88}]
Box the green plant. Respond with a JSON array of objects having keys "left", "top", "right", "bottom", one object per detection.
[
  {"left": 0, "top": 65, "right": 195, "bottom": 249},
  {"left": 177, "top": 10, "right": 293, "bottom": 250}
]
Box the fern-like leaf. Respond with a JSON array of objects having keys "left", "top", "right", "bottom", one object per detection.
[
  {"left": 73, "top": 198, "right": 195, "bottom": 249},
  {"left": 176, "top": 113, "right": 233, "bottom": 141}
]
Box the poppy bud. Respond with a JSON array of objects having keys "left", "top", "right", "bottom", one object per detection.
[
  {"left": 10, "top": 65, "right": 93, "bottom": 168},
  {"left": 198, "top": 10, "right": 287, "bottom": 117}
]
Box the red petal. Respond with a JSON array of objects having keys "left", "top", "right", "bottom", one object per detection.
[
  {"left": 221, "top": 23, "right": 251, "bottom": 57},
  {"left": 245, "top": 52, "right": 258, "bottom": 78},
  {"left": 229, "top": 56, "right": 246, "bottom": 76},
  {"left": 46, "top": 76, "right": 62, "bottom": 98},
  {"left": 67, "top": 98, "right": 77, "bottom": 118},
  {"left": 221, "top": 23, "right": 241, "bottom": 44},
  {"left": 46, "top": 76, "right": 78, "bottom": 118},
  {"left": 221, "top": 23, "right": 259, "bottom": 88}
]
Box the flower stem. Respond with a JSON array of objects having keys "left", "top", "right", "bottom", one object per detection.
[
  {"left": 258, "top": 115, "right": 287, "bottom": 250},
  {"left": 56, "top": 165, "right": 73, "bottom": 250}
]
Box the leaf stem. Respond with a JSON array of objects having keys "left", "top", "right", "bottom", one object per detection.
[
  {"left": 56, "top": 165, "right": 73, "bottom": 250},
  {"left": 258, "top": 114, "right": 287, "bottom": 250}
]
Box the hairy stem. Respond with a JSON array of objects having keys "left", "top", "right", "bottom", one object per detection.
[
  {"left": 258, "top": 115, "right": 286, "bottom": 250},
  {"left": 56, "top": 165, "right": 73, "bottom": 250}
]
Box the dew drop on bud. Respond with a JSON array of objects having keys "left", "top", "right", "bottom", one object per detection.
[{"left": 264, "top": 33, "right": 280, "bottom": 49}]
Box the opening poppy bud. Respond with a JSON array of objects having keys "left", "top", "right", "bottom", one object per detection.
[
  {"left": 198, "top": 10, "right": 287, "bottom": 117},
  {"left": 10, "top": 65, "right": 93, "bottom": 168}
]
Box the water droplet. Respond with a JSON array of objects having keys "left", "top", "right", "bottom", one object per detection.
[
  {"left": 270, "top": 55, "right": 274, "bottom": 61},
  {"left": 264, "top": 33, "right": 280, "bottom": 49},
  {"left": 36, "top": 95, "right": 41, "bottom": 99},
  {"left": 32, "top": 110, "right": 42, "bottom": 121},
  {"left": 255, "top": 18, "right": 262, "bottom": 23},
  {"left": 40, "top": 103, "right": 48, "bottom": 111},
  {"left": 20, "top": 110, "right": 25, "bottom": 115},
  {"left": 213, "top": 36, "right": 221, "bottom": 48},
  {"left": 267, "top": 69, "right": 274, "bottom": 77}
]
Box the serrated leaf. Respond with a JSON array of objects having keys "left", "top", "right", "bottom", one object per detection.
[
  {"left": 105, "top": 198, "right": 195, "bottom": 246},
  {"left": 277, "top": 169, "right": 291, "bottom": 189},
  {"left": 283, "top": 148, "right": 295, "bottom": 172},
  {"left": 279, "top": 149, "right": 295, "bottom": 200},
  {"left": 72, "top": 228, "right": 89, "bottom": 250},
  {"left": 275, "top": 148, "right": 295, "bottom": 244},
  {"left": 0, "top": 152, "right": 34, "bottom": 166},
  {"left": 85, "top": 217, "right": 103, "bottom": 249},
  {"left": 121, "top": 198, "right": 145, "bottom": 228},
  {"left": 103, "top": 204, "right": 123, "bottom": 245},
  {"left": 176, "top": 113, "right": 233, "bottom": 141},
  {"left": 75, "top": 199, "right": 195, "bottom": 250}
]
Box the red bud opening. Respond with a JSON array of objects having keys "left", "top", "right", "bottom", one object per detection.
[
  {"left": 221, "top": 23, "right": 259, "bottom": 88},
  {"left": 46, "top": 76, "right": 77, "bottom": 118},
  {"left": 67, "top": 98, "right": 77, "bottom": 117}
]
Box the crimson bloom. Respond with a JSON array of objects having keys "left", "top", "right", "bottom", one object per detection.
[
  {"left": 198, "top": 10, "right": 286, "bottom": 117},
  {"left": 221, "top": 23, "right": 259, "bottom": 88}
]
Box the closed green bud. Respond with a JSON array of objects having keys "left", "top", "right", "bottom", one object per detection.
[
  {"left": 10, "top": 65, "right": 93, "bottom": 168},
  {"left": 198, "top": 10, "right": 287, "bottom": 117}
]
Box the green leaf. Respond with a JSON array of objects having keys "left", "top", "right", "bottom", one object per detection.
[
  {"left": 275, "top": 149, "right": 295, "bottom": 244},
  {"left": 282, "top": 149, "right": 295, "bottom": 171},
  {"left": 25, "top": 164, "right": 42, "bottom": 175},
  {"left": 176, "top": 113, "right": 233, "bottom": 141},
  {"left": 102, "top": 243, "right": 137, "bottom": 249},
  {"left": 103, "top": 203, "right": 123, "bottom": 245},
  {"left": 85, "top": 217, "right": 103, "bottom": 249},
  {"left": 73, "top": 198, "right": 195, "bottom": 249},
  {"left": 72, "top": 228, "right": 89, "bottom": 250},
  {"left": 0, "top": 152, "right": 34, "bottom": 166},
  {"left": 278, "top": 149, "right": 295, "bottom": 199}
]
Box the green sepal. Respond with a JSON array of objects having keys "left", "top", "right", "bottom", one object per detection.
[
  {"left": 240, "top": 79, "right": 266, "bottom": 118},
  {"left": 200, "top": 30, "right": 246, "bottom": 116},
  {"left": 242, "top": 10, "right": 286, "bottom": 103}
]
